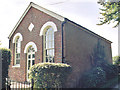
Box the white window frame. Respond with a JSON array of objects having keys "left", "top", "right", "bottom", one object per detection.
[
  {"left": 40, "top": 21, "right": 57, "bottom": 62},
  {"left": 12, "top": 33, "right": 23, "bottom": 67}
]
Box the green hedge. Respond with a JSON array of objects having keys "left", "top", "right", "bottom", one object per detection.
[
  {"left": 29, "top": 62, "right": 71, "bottom": 88},
  {"left": 0, "top": 48, "right": 11, "bottom": 88}
]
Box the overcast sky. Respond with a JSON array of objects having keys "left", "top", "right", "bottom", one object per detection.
[{"left": 0, "top": 0, "right": 118, "bottom": 57}]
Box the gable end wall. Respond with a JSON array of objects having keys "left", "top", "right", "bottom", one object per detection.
[{"left": 9, "top": 7, "right": 63, "bottom": 82}]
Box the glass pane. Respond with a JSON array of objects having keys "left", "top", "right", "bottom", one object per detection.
[
  {"left": 46, "top": 57, "right": 48, "bottom": 62},
  {"left": 17, "top": 47, "right": 20, "bottom": 53},
  {"left": 18, "top": 40, "right": 20, "bottom": 48},
  {"left": 28, "top": 60, "right": 30, "bottom": 70},
  {"left": 16, "top": 59, "right": 20, "bottom": 64},
  {"left": 28, "top": 55, "right": 31, "bottom": 59},
  {"left": 28, "top": 47, "right": 31, "bottom": 52},
  {"left": 49, "top": 34, "right": 52, "bottom": 41},
  {"left": 53, "top": 49, "right": 55, "bottom": 56},
  {"left": 49, "top": 50, "right": 52, "bottom": 57},
  {"left": 16, "top": 53, "right": 20, "bottom": 59},
  {"left": 46, "top": 40, "right": 48, "bottom": 49},
  {"left": 32, "top": 54, "right": 35, "bottom": 58},
  {"left": 51, "top": 41, "right": 54, "bottom": 48},
  {"left": 49, "top": 41, "right": 52, "bottom": 48},
  {"left": 31, "top": 47, "right": 35, "bottom": 52},
  {"left": 32, "top": 60, "right": 35, "bottom": 65},
  {"left": 48, "top": 56, "right": 53, "bottom": 62},
  {"left": 51, "top": 34, "right": 54, "bottom": 41},
  {"left": 52, "top": 57, "right": 54, "bottom": 62},
  {"left": 16, "top": 54, "right": 18, "bottom": 58},
  {"left": 47, "top": 50, "right": 49, "bottom": 56}
]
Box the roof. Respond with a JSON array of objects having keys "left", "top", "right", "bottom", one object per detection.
[{"left": 8, "top": 2, "right": 112, "bottom": 43}]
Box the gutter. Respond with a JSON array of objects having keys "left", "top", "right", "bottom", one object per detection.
[{"left": 61, "top": 18, "right": 67, "bottom": 63}]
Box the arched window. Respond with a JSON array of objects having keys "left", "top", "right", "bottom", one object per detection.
[
  {"left": 27, "top": 46, "right": 35, "bottom": 81},
  {"left": 44, "top": 27, "right": 54, "bottom": 62},
  {"left": 12, "top": 33, "right": 23, "bottom": 66},
  {"left": 15, "top": 37, "right": 21, "bottom": 65},
  {"left": 24, "top": 41, "right": 37, "bottom": 81}
]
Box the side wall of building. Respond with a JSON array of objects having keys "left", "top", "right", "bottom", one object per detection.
[
  {"left": 9, "top": 7, "right": 63, "bottom": 82},
  {"left": 63, "top": 20, "right": 112, "bottom": 88}
]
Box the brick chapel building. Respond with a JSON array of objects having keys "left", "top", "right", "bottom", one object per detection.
[{"left": 8, "top": 2, "right": 112, "bottom": 88}]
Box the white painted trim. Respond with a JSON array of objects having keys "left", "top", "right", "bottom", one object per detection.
[
  {"left": 28, "top": 23, "right": 34, "bottom": 32},
  {"left": 40, "top": 21, "right": 57, "bottom": 36},
  {"left": 13, "top": 33, "right": 23, "bottom": 43},
  {"left": 12, "top": 64, "right": 20, "bottom": 68},
  {"left": 24, "top": 41, "right": 37, "bottom": 53},
  {"left": 8, "top": 2, "right": 65, "bottom": 39}
]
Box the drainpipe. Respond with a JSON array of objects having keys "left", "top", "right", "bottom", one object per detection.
[
  {"left": 9, "top": 40, "right": 10, "bottom": 49},
  {"left": 61, "top": 18, "right": 67, "bottom": 63}
]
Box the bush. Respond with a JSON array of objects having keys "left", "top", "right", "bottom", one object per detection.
[
  {"left": 0, "top": 48, "right": 11, "bottom": 88},
  {"left": 101, "top": 64, "right": 118, "bottom": 79},
  {"left": 29, "top": 62, "right": 71, "bottom": 88},
  {"left": 80, "top": 67, "right": 106, "bottom": 88}
]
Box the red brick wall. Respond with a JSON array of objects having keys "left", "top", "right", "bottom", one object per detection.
[{"left": 9, "top": 7, "right": 63, "bottom": 82}]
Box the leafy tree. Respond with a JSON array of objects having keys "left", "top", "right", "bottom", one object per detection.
[
  {"left": 113, "top": 56, "right": 120, "bottom": 65},
  {"left": 97, "top": 0, "right": 120, "bottom": 28}
]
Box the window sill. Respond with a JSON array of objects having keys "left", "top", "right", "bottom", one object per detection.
[{"left": 12, "top": 65, "right": 20, "bottom": 68}]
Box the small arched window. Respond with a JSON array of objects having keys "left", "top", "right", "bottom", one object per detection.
[
  {"left": 14, "top": 37, "right": 21, "bottom": 65},
  {"left": 44, "top": 27, "right": 54, "bottom": 62}
]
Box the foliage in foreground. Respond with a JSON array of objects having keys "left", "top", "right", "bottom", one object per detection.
[
  {"left": 0, "top": 48, "right": 11, "bottom": 88},
  {"left": 101, "top": 76, "right": 119, "bottom": 88},
  {"left": 80, "top": 40, "right": 118, "bottom": 88},
  {"left": 80, "top": 67, "right": 106, "bottom": 88},
  {"left": 29, "top": 62, "right": 71, "bottom": 88},
  {"left": 80, "top": 63, "right": 118, "bottom": 88}
]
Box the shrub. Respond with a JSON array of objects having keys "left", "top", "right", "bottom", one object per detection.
[
  {"left": 0, "top": 48, "right": 11, "bottom": 88},
  {"left": 29, "top": 62, "right": 71, "bottom": 88},
  {"left": 101, "top": 64, "right": 118, "bottom": 79},
  {"left": 80, "top": 67, "right": 106, "bottom": 88}
]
